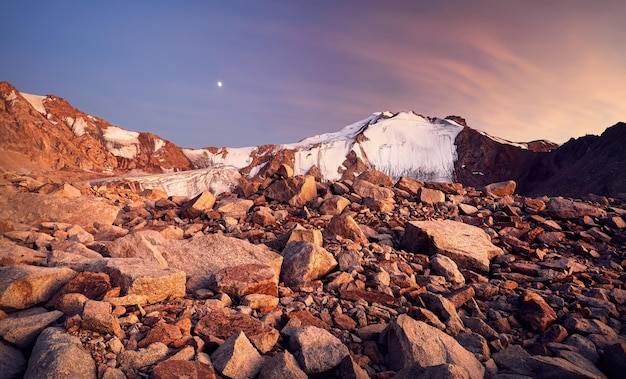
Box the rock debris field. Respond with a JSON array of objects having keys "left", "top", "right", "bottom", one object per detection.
[{"left": 0, "top": 168, "right": 625, "bottom": 379}]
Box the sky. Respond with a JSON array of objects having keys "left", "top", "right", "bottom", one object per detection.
[{"left": 2, "top": 1, "right": 626, "bottom": 148}]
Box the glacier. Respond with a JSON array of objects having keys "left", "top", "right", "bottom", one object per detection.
[{"left": 183, "top": 111, "right": 464, "bottom": 183}]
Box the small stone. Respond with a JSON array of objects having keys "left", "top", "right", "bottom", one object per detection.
[
  {"left": 518, "top": 291, "right": 557, "bottom": 332},
  {"left": 258, "top": 351, "right": 307, "bottom": 379},
  {"left": 118, "top": 342, "right": 169, "bottom": 371}
]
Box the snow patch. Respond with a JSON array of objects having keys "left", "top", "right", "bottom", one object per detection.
[
  {"left": 479, "top": 131, "right": 528, "bottom": 149},
  {"left": 3, "top": 90, "right": 18, "bottom": 102},
  {"left": 182, "top": 146, "right": 257, "bottom": 169},
  {"left": 20, "top": 92, "right": 47, "bottom": 114},
  {"left": 73, "top": 118, "right": 88, "bottom": 136},
  {"left": 153, "top": 138, "right": 166, "bottom": 152},
  {"left": 103, "top": 126, "right": 140, "bottom": 159}
]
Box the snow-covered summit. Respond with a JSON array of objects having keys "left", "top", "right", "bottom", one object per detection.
[{"left": 184, "top": 111, "right": 465, "bottom": 182}]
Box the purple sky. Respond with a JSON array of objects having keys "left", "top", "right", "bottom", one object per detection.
[{"left": 3, "top": 1, "right": 626, "bottom": 148}]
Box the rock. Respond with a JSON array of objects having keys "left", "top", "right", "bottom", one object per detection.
[
  {"left": 24, "top": 327, "right": 97, "bottom": 379},
  {"left": 106, "top": 230, "right": 169, "bottom": 267},
  {"left": 338, "top": 355, "right": 370, "bottom": 379},
  {"left": 104, "top": 259, "right": 186, "bottom": 304},
  {"left": 50, "top": 271, "right": 112, "bottom": 303},
  {"left": 393, "top": 363, "right": 469, "bottom": 379},
  {"left": 138, "top": 320, "right": 182, "bottom": 348},
  {"left": 456, "top": 332, "right": 490, "bottom": 359},
  {"left": 385, "top": 314, "right": 484, "bottom": 379},
  {"left": 0, "top": 189, "right": 120, "bottom": 228},
  {"left": 258, "top": 351, "right": 307, "bottom": 379},
  {"left": 319, "top": 195, "right": 351, "bottom": 216},
  {"left": 48, "top": 182, "right": 82, "bottom": 197},
  {"left": 394, "top": 177, "right": 424, "bottom": 196},
  {"left": 357, "top": 170, "right": 394, "bottom": 187},
  {"left": 0, "top": 241, "right": 47, "bottom": 266},
  {"left": 0, "top": 340, "right": 26, "bottom": 379},
  {"left": 351, "top": 179, "right": 395, "bottom": 203},
  {"left": 0, "top": 265, "right": 76, "bottom": 311},
  {"left": 252, "top": 207, "right": 276, "bottom": 226},
  {"left": 195, "top": 310, "right": 279, "bottom": 354},
  {"left": 458, "top": 203, "right": 479, "bottom": 216},
  {"left": 118, "top": 342, "right": 169, "bottom": 371},
  {"left": 264, "top": 175, "right": 317, "bottom": 207},
  {"left": 211, "top": 331, "right": 264, "bottom": 379},
  {"left": 564, "top": 334, "right": 600, "bottom": 363},
  {"left": 276, "top": 163, "right": 294, "bottom": 178},
  {"left": 139, "top": 188, "right": 169, "bottom": 199},
  {"left": 324, "top": 214, "right": 369, "bottom": 244},
  {"left": 430, "top": 254, "right": 465, "bottom": 284},
  {"left": 160, "top": 234, "right": 283, "bottom": 292},
  {"left": 599, "top": 342, "right": 626, "bottom": 379},
  {"left": 81, "top": 299, "right": 125, "bottom": 339},
  {"left": 0, "top": 308, "right": 64, "bottom": 348},
  {"left": 215, "top": 198, "right": 254, "bottom": 219},
  {"left": 492, "top": 345, "right": 533, "bottom": 375},
  {"left": 152, "top": 360, "right": 218, "bottom": 379},
  {"left": 519, "top": 291, "right": 557, "bottom": 332},
  {"left": 281, "top": 240, "right": 337, "bottom": 286},
  {"left": 481, "top": 180, "right": 516, "bottom": 196},
  {"left": 401, "top": 220, "right": 503, "bottom": 272},
  {"left": 555, "top": 350, "right": 607, "bottom": 379},
  {"left": 418, "top": 293, "right": 464, "bottom": 335},
  {"left": 547, "top": 197, "right": 607, "bottom": 219},
  {"left": 529, "top": 355, "right": 605, "bottom": 379},
  {"left": 289, "top": 325, "right": 350, "bottom": 374},
  {"left": 54, "top": 293, "right": 89, "bottom": 316},
  {"left": 417, "top": 187, "right": 445, "bottom": 204},
  {"left": 182, "top": 191, "right": 216, "bottom": 218},
  {"left": 211, "top": 263, "right": 279, "bottom": 298},
  {"left": 287, "top": 227, "right": 324, "bottom": 246},
  {"left": 241, "top": 293, "right": 279, "bottom": 311}
]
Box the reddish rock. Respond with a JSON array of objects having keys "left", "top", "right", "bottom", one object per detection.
[
  {"left": 323, "top": 214, "right": 368, "bottom": 244},
  {"left": 394, "top": 177, "right": 424, "bottom": 196},
  {"left": 518, "top": 291, "right": 557, "bottom": 332},
  {"left": 333, "top": 313, "right": 357, "bottom": 331},
  {"left": 319, "top": 195, "right": 350, "bottom": 216},
  {"left": 416, "top": 187, "right": 445, "bottom": 204},
  {"left": 264, "top": 175, "right": 317, "bottom": 207},
  {"left": 211, "top": 263, "right": 279, "bottom": 298},
  {"left": 547, "top": 197, "right": 607, "bottom": 219},
  {"left": 152, "top": 360, "right": 218, "bottom": 379},
  {"left": 356, "top": 170, "right": 394, "bottom": 187},
  {"left": 281, "top": 241, "right": 337, "bottom": 286},
  {"left": 195, "top": 310, "right": 279, "bottom": 354},
  {"left": 481, "top": 180, "right": 516, "bottom": 196},
  {"left": 182, "top": 191, "right": 216, "bottom": 218},
  {"left": 138, "top": 320, "right": 183, "bottom": 348}
]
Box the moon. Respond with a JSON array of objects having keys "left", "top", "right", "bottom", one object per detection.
[{"left": 217, "top": 81, "right": 223, "bottom": 88}]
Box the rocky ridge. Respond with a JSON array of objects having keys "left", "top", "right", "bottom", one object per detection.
[{"left": 0, "top": 168, "right": 625, "bottom": 378}]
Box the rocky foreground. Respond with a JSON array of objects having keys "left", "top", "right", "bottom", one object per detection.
[{"left": 0, "top": 168, "right": 625, "bottom": 379}]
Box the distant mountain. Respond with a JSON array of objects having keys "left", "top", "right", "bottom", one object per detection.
[{"left": 3, "top": 81, "right": 624, "bottom": 198}]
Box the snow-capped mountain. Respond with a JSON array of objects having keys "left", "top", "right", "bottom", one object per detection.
[
  {"left": 183, "top": 111, "right": 466, "bottom": 183},
  {"left": 14, "top": 81, "right": 626, "bottom": 198}
]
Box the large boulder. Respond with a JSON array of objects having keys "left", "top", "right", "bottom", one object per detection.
[
  {"left": 289, "top": 325, "right": 350, "bottom": 374},
  {"left": 0, "top": 340, "right": 26, "bottom": 379},
  {"left": 281, "top": 241, "right": 337, "bottom": 286},
  {"left": 104, "top": 259, "right": 186, "bottom": 304},
  {"left": 0, "top": 188, "right": 119, "bottom": 228},
  {"left": 547, "top": 197, "right": 608, "bottom": 219},
  {"left": 0, "top": 265, "right": 76, "bottom": 311},
  {"left": 0, "top": 308, "right": 64, "bottom": 348},
  {"left": 163, "top": 234, "right": 282, "bottom": 292},
  {"left": 385, "top": 314, "right": 484, "bottom": 379},
  {"left": 323, "top": 214, "right": 369, "bottom": 244},
  {"left": 106, "top": 230, "right": 168, "bottom": 267},
  {"left": 401, "top": 220, "right": 503, "bottom": 272},
  {"left": 24, "top": 327, "right": 97, "bottom": 379},
  {"left": 264, "top": 175, "right": 317, "bottom": 207}
]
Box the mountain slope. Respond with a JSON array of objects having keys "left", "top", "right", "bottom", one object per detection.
[
  {"left": 0, "top": 81, "right": 192, "bottom": 175},
  {"left": 17, "top": 82, "right": 626, "bottom": 198}
]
